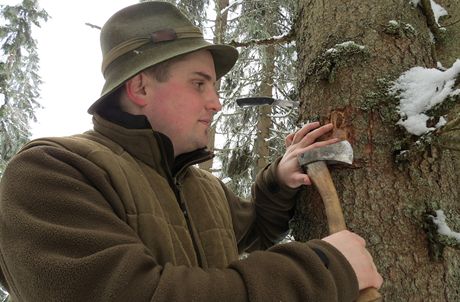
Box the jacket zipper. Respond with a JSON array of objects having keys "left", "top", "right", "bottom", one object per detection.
[
  {"left": 173, "top": 178, "right": 204, "bottom": 268},
  {"left": 153, "top": 133, "right": 211, "bottom": 268}
]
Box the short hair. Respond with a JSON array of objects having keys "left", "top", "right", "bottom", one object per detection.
[
  {"left": 97, "top": 53, "right": 190, "bottom": 114},
  {"left": 143, "top": 53, "right": 188, "bottom": 82}
]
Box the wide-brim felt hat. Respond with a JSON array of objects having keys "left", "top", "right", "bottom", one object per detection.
[{"left": 88, "top": 1, "right": 238, "bottom": 114}]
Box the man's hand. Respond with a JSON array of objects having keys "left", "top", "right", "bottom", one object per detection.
[
  {"left": 277, "top": 122, "right": 339, "bottom": 188},
  {"left": 323, "top": 230, "right": 383, "bottom": 291}
]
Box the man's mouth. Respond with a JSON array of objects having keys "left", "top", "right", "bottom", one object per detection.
[{"left": 199, "top": 119, "right": 211, "bottom": 126}]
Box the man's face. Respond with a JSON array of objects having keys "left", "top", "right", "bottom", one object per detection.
[{"left": 141, "top": 50, "right": 221, "bottom": 156}]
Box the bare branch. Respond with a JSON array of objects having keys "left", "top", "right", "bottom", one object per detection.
[
  {"left": 84, "top": 22, "right": 101, "bottom": 30},
  {"left": 420, "top": 0, "right": 443, "bottom": 41}
]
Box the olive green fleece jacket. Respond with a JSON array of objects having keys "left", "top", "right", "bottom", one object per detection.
[{"left": 0, "top": 114, "right": 358, "bottom": 302}]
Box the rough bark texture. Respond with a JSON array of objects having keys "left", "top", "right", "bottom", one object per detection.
[{"left": 291, "top": 1, "right": 460, "bottom": 301}]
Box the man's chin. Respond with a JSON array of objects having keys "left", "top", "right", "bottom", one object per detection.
[{"left": 181, "top": 140, "right": 209, "bottom": 154}]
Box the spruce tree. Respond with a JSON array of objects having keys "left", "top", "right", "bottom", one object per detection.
[
  {"left": 217, "top": 0, "right": 298, "bottom": 196},
  {"left": 0, "top": 0, "right": 48, "bottom": 176}
]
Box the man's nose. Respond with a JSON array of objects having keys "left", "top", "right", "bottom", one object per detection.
[{"left": 206, "top": 88, "right": 222, "bottom": 112}]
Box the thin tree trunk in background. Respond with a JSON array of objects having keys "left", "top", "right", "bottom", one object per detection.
[
  {"left": 255, "top": 45, "right": 275, "bottom": 173},
  {"left": 199, "top": 0, "right": 229, "bottom": 171},
  {"left": 254, "top": 6, "right": 278, "bottom": 175},
  {"left": 291, "top": 1, "right": 459, "bottom": 300}
]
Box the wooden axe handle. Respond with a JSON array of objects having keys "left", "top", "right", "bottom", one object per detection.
[{"left": 307, "top": 161, "right": 382, "bottom": 302}]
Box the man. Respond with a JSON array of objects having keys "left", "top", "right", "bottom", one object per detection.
[{"left": 0, "top": 2, "right": 382, "bottom": 301}]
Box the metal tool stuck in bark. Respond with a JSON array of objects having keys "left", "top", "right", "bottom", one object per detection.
[{"left": 235, "top": 96, "right": 299, "bottom": 108}]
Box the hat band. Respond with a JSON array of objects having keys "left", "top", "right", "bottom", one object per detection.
[{"left": 101, "top": 26, "right": 203, "bottom": 73}]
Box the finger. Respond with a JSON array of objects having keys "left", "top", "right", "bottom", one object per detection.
[
  {"left": 285, "top": 133, "right": 295, "bottom": 148},
  {"left": 351, "top": 232, "right": 367, "bottom": 247},
  {"left": 370, "top": 259, "right": 379, "bottom": 276},
  {"left": 366, "top": 254, "right": 383, "bottom": 289},
  {"left": 303, "top": 175, "right": 311, "bottom": 185},
  {"left": 296, "top": 173, "right": 311, "bottom": 186},
  {"left": 375, "top": 272, "right": 384, "bottom": 289},
  {"left": 291, "top": 122, "right": 320, "bottom": 145},
  {"left": 299, "top": 123, "right": 334, "bottom": 146}
]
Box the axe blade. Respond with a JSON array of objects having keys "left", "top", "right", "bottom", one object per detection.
[{"left": 298, "top": 140, "right": 353, "bottom": 167}]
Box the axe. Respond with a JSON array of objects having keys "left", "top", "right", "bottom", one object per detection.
[{"left": 298, "top": 140, "right": 382, "bottom": 302}]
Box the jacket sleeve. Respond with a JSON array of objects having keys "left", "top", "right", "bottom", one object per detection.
[
  {"left": 221, "top": 157, "right": 300, "bottom": 252},
  {"left": 0, "top": 146, "right": 358, "bottom": 302}
]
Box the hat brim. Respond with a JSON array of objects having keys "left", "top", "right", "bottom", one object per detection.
[{"left": 88, "top": 38, "right": 238, "bottom": 114}]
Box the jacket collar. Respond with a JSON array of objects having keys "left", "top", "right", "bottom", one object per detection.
[{"left": 92, "top": 108, "right": 213, "bottom": 177}]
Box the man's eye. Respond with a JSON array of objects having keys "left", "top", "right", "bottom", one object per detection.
[{"left": 194, "top": 81, "right": 204, "bottom": 89}]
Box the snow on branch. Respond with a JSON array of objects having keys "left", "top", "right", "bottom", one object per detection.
[
  {"left": 429, "top": 210, "right": 460, "bottom": 243},
  {"left": 410, "top": 0, "right": 448, "bottom": 41},
  {"left": 220, "top": 0, "right": 243, "bottom": 15},
  {"left": 228, "top": 29, "right": 294, "bottom": 48},
  {"left": 389, "top": 60, "right": 460, "bottom": 136}
]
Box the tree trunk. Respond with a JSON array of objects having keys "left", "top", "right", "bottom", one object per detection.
[
  {"left": 255, "top": 45, "right": 275, "bottom": 173},
  {"left": 291, "top": 1, "right": 460, "bottom": 301}
]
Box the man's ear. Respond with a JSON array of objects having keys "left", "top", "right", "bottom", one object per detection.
[{"left": 125, "top": 73, "right": 148, "bottom": 106}]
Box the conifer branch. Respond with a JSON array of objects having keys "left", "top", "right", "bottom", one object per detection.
[{"left": 228, "top": 28, "right": 294, "bottom": 48}]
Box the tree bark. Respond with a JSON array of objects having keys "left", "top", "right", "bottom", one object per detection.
[{"left": 291, "top": 1, "right": 460, "bottom": 300}]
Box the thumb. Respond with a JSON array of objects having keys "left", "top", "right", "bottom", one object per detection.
[{"left": 290, "top": 173, "right": 311, "bottom": 187}]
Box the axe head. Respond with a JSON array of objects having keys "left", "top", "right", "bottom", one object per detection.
[{"left": 298, "top": 140, "right": 353, "bottom": 167}]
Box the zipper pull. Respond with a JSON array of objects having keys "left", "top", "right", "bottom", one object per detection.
[
  {"left": 174, "top": 178, "right": 188, "bottom": 217},
  {"left": 173, "top": 177, "right": 181, "bottom": 188}
]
